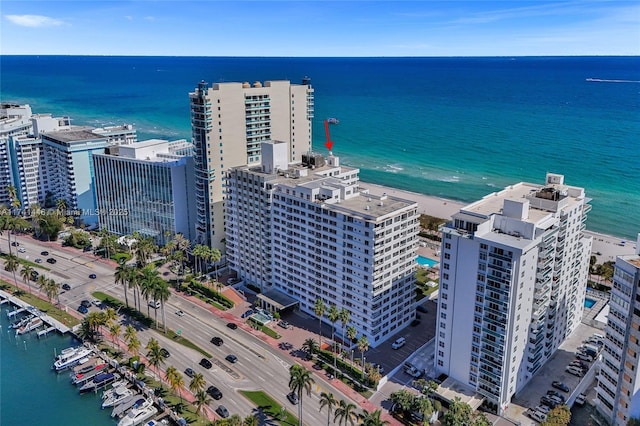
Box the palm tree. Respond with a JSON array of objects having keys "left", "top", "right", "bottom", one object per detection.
[
  {"left": 108, "top": 322, "right": 121, "bottom": 347},
  {"left": 327, "top": 304, "right": 340, "bottom": 370},
  {"left": 138, "top": 265, "right": 160, "bottom": 318},
  {"left": 127, "top": 265, "right": 141, "bottom": 311},
  {"left": 210, "top": 247, "right": 221, "bottom": 279},
  {"left": 357, "top": 335, "right": 370, "bottom": 380},
  {"left": 288, "top": 364, "right": 315, "bottom": 426},
  {"left": 188, "top": 372, "right": 206, "bottom": 395},
  {"left": 346, "top": 326, "right": 357, "bottom": 366},
  {"left": 339, "top": 308, "right": 350, "bottom": 349},
  {"left": 243, "top": 415, "right": 259, "bottom": 426},
  {"left": 319, "top": 391, "right": 337, "bottom": 426},
  {"left": 194, "top": 390, "right": 211, "bottom": 417},
  {"left": 124, "top": 324, "right": 137, "bottom": 345},
  {"left": 127, "top": 336, "right": 141, "bottom": 355},
  {"left": 4, "top": 254, "right": 20, "bottom": 287},
  {"left": 146, "top": 338, "right": 165, "bottom": 382},
  {"left": 302, "top": 338, "right": 318, "bottom": 360},
  {"left": 334, "top": 400, "right": 358, "bottom": 426},
  {"left": 165, "top": 366, "right": 184, "bottom": 403},
  {"left": 103, "top": 307, "right": 117, "bottom": 326},
  {"left": 359, "top": 409, "right": 390, "bottom": 426},
  {"left": 417, "top": 397, "right": 434, "bottom": 425},
  {"left": 154, "top": 280, "right": 171, "bottom": 332},
  {"left": 313, "top": 297, "right": 326, "bottom": 350},
  {"left": 114, "top": 263, "right": 131, "bottom": 308}
]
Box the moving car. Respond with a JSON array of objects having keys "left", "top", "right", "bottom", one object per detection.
[
  {"left": 225, "top": 354, "right": 238, "bottom": 363},
  {"left": 41, "top": 251, "right": 49, "bottom": 256},
  {"left": 207, "top": 386, "right": 223, "bottom": 400},
  {"left": 552, "top": 381, "right": 570, "bottom": 392},
  {"left": 199, "top": 358, "right": 212, "bottom": 369},
  {"left": 184, "top": 368, "right": 195, "bottom": 378},
  {"left": 210, "top": 336, "right": 224, "bottom": 346},
  {"left": 287, "top": 392, "right": 299, "bottom": 405},
  {"left": 46, "top": 257, "right": 57, "bottom": 264},
  {"left": 175, "top": 310, "right": 185, "bottom": 317},
  {"left": 226, "top": 322, "right": 238, "bottom": 330},
  {"left": 216, "top": 406, "right": 229, "bottom": 418},
  {"left": 11, "top": 241, "right": 19, "bottom": 247},
  {"left": 148, "top": 300, "right": 161, "bottom": 309},
  {"left": 18, "top": 248, "right": 26, "bottom": 253},
  {"left": 89, "top": 273, "right": 97, "bottom": 279},
  {"left": 392, "top": 337, "right": 406, "bottom": 349},
  {"left": 35, "top": 258, "right": 42, "bottom": 263},
  {"left": 160, "top": 348, "right": 170, "bottom": 358},
  {"left": 61, "top": 283, "right": 71, "bottom": 291}
]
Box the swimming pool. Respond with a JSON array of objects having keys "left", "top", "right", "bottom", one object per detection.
[
  {"left": 416, "top": 256, "right": 439, "bottom": 268},
  {"left": 584, "top": 298, "right": 597, "bottom": 309}
]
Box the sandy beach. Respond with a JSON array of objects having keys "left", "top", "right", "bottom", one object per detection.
[{"left": 361, "top": 180, "right": 638, "bottom": 264}]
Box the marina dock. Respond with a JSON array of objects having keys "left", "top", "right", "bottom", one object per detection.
[{"left": 0, "top": 289, "right": 71, "bottom": 335}]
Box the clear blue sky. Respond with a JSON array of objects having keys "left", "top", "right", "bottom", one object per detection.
[{"left": 2, "top": 1, "right": 639, "bottom": 56}]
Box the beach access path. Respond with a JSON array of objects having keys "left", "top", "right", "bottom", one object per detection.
[{"left": 361, "top": 180, "right": 638, "bottom": 264}]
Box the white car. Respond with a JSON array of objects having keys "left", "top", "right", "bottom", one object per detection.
[
  {"left": 575, "top": 393, "right": 586, "bottom": 406},
  {"left": 175, "top": 310, "right": 185, "bottom": 317},
  {"left": 92, "top": 299, "right": 102, "bottom": 307},
  {"left": 391, "top": 337, "right": 406, "bottom": 349},
  {"left": 18, "top": 248, "right": 26, "bottom": 253}
]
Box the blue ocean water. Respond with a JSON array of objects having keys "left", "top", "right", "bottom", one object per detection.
[
  {"left": 0, "top": 305, "right": 113, "bottom": 425},
  {"left": 1, "top": 56, "right": 639, "bottom": 238}
]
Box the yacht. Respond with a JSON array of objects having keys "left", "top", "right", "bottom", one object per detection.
[
  {"left": 117, "top": 399, "right": 157, "bottom": 426},
  {"left": 102, "top": 385, "right": 134, "bottom": 409},
  {"left": 111, "top": 396, "right": 145, "bottom": 418},
  {"left": 102, "top": 381, "right": 128, "bottom": 399},
  {"left": 16, "top": 317, "right": 43, "bottom": 335},
  {"left": 10, "top": 314, "right": 34, "bottom": 329},
  {"left": 53, "top": 347, "right": 93, "bottom": 371},
  {"left": 79, "top": 372, "right": 118, "bottom": 394},
  {"left": 72, "top": 363, "right": 108, "bottom": 386}
]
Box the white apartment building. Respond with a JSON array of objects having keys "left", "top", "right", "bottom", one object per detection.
[
  {"left": 93, "top": 139, "right": 196, "bottom": 246},
  {"left": 1, "top": 104, "right": 35, "bottom": 206},
  {"left": 189, "top": 78, "right": 314, "bottom": 249},
  {"left": 596, "top": 235, "right": 640, "bottom": 425},
  {"left": 435, "top": 173, "right": 592, "bottom": 413},
  {"left": 225, "top": 141, "right": 418, "bottom": 347}
]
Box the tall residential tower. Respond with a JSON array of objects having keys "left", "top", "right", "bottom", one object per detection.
[
  {"left": 435, "top": 173, "right": 592, "bottom": 414},
  {"left": 189, "top": 78, "right": 314, "bottom": 249}
]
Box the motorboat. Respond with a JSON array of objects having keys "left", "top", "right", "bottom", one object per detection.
[
  {"left": 102, "top": 380, "right": 128, "bottom": 399},
  {"left": 53, "top": 347, "right": 93, "bottom": 371},
  {"left": 102, "top": 385, "right": 134, "bottom": 409},
  {"left": 16, "top": 317, "right": 43, "bottom": 335},
  {"left": 78, "top": 372, "right": 118, "bottom": 393},
  {"left": 72, "top": 363, "right": 108, "bottom": 386},
  {"left": 111, "top": 396, "right": 145, "bottom": 418},
  {"left": 327, "top": 117, "right": 339, "bottom": 124},
  {"left": 10, "top": 314, "right": 34, "bottom": 329},
  {"left": 117, "top": 399, "right": 157, "bottom": 426},
  {"left": 71, "top": 357, "right": 101, "bottom": 375}
]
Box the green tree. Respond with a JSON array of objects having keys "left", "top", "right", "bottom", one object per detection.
[
  {"left": 319, "top": 391, "right": 337, "bottom": 426},
  {"left": 346, "top": 326, "right": 357, "bottom": 366},
  {"left": 108, "top": 322, "right": 121, "bottom": 347},
  {"left": 154, "top": 279, "right": 171, "bottom": 332},
  {"left": 541, "top": 404, "right": 571, "bottom": 426},
  {"left": 4, "top": 254, "right": 20, "bottom": 288},
  {"left": 417, "top": 397, "right": 434, "bottom": 425},
  {"left": 188, "top": 372, "right": 206, "bottom": 395},
  {"left": 334, "top": 399, "right": 358, "bottom": 426},
  {"left": 359, "top": 409, "right": 390, "bottom": 426},
  {"left": 302, "top": 338, "right": 318, "bottom": 359},
  {"left": 146, "top": 338, "right": 166, "bottom": 382},
  {"left": 165, "top": 366, "right": 184, "bottom": 403},
  {"left": 114, "top": 263, "right": 131, "bottom": 308},
  {"left": 327, "top": 304, "right": 340, "bottom": 370},
  {"left": 288, "top": 364, "right": 315, "bottom": 426},
  {"left": 243, "top": 415, "right": 259, "bottom": 426},
  {"left": 389, "top": 389, "right": 416, "bottom": 416},
  {"left": 357, "top": 335, "right": 370, "bottom": 380},
  {"left": 194, "top": 390, "right": 211, "bottom": 417},
  {"left": 441, "top": 397, "right": 473, "bottom": 426},
  {"left": 313, "top": 297, "right": 326, "bottom": 350},
  {"left": 338, "top": 308, "right": 350, "bottom": 349}
]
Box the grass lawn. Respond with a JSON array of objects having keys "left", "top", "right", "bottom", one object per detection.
[
  {"left": 240, "top": 390, "right": 298, "bottom": 425},
  {"left": 0, "top": 252, "right": 50, "bottom": 271},
  {"left": 0, "top": 281, "right": 80, "bottom": 327}
]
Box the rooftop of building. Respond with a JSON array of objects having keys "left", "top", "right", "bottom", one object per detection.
[
  {"left": 461, "top": 182, "right": 552, "bottom": 223},
  {"left": 622, "top": 255, "right": 640, "bottom": 268},
  {"left": 41, "top": 126, "right": 104, "bottom": 143},
  {"left": 98, "top": 138, "right": 191, "bottom": 162}
]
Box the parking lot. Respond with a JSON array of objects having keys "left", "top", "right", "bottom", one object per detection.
[{"left": 507, "top": 322, "right": 604, "bottom": 425}]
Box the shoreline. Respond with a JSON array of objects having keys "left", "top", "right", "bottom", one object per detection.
[{"left": 360, "top": 180, "right": 638, "bottom": 264}]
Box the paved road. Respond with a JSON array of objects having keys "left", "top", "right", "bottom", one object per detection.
[{"left": 1, "top": 233, "right": 358, "bottom": 425}]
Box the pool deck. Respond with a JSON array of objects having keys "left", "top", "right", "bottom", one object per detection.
[{"left": 582, "top": 288, "right": 609, "bottom": 326}]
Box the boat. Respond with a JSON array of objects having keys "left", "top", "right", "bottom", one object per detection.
[
  {"left": 10, "top": 314, "right": 34, "bottom": 329},
  {"left": 112, "top": 395, "right": 145, "bottom": 418},
  {"left": 53, "top": 346, "right": 93, "bottom": 371},
  {"left": 79, "top": 372, "right": 118, "bottom": 394},
  {"left": 102, "top": 380, "right": 128, "bottom": 399},
  {"left": 71, "top": 357, "right": 101, "bottom": 375},
  {"left": 72, "top": 363, "right": 108, "bottom": 386},
  {"left": 16, "top": 317, "right": 43, "bottom": 335},
  {"left": 102, "top": 385, "right": 134, "bottom": 409},
  {"left": 117, "top": 399, "right": 157, "bottom": 426},
  {"left": 327, "top": 117, "right": 339, "bottom": 124}
]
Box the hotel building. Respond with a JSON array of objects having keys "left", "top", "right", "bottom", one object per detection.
[
  {"left": 595, "top": 236, "right": 640, "bottom": 425},
  {"left": 93, "top": 139, "right": 196, "bottom": 246},
  {"left": 435, "top": 173, "right": 592, "bottom": 413},
  {"left": 1, "top": 104, "right": 36, "bottom": 206},
  {"left": 189, "top": 78, "right": 314, "bottom": 249},
  {"left": 225, "top": 141, "right": 418, "bottom": 347}
]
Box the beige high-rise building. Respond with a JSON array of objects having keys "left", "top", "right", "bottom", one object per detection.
[{"left": 189, "top": 78, "right": 314, "bottom": 249}]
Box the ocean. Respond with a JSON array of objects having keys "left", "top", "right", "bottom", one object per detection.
[
  {"left": 1, "top": 56, "right": 639, "bottom": 239},
  {"left": 0, "top": 304, "right": 113, "bottom": 425}
]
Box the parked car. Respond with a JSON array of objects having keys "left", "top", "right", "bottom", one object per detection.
[
  {"left": 160, "top": 348, "right": 170, "bottom": 358},
  {"left": 576, "top": 353, "right": 593, "bottom": 362},
  {"left": 241, "top": 309, "right": 254, "bottom": 319},
  {"left": 540, "top": 396, "right": 557, "bottom": 409},
  {"left": 529, "top": 410, "right": 547, "bottom": 422},
  {"left": 575, "top": 393, "right": 587, "bottom": 406},
  {"left": 92, "top": 299, "right": 102, "bottom": 307},
  {"left": 61, "top": 283, "right": 71, "bottom": 291},
  {"left": 207, "top": 386, "right": 223, "bottom": 400},
  {"left": 11, "top": 241, "right": 19, "bottom": 247},
  {"left": 552, "top": 381, "right": 570, "bottom": 392},
  {"left": 211, "top": 336, "right": 224, "bottom": 346},
  {"left": 392, "top": 337, "right": 406, "bottom": 349},
  {"left": 184, "top": 368, "right": 195, "bottom": 378},
  {"left": 30, "top": 271, "right": 39, "bottom": 281},
  {"left": 278, "top": 320, "right": 290, "bottom": 329},
  {"left": 410, "top": 319, "right": 421, "bottom": 327},
  {"left": 41, "top": 251, "right": 49, "bottom": 256},
  {"left": 81, "top": 300, "right": 92, "bottom": 308},
  {"left": 371, "top": 363, "right": 385, "bottom": 374},
  {"left": 287, "top": 392, "right": 299, "bottom": 405},
  {"left": 46, "top": 258, "right": 57, "bottom": 264},
  {"left": 225, "top": 354, "right": 238, "bottom": 363},
  {"left": 77, "top": 305, "right": 89, "bottom": 314},
  {"left": 566, "top": 366, "right": 584, "bottom": 377},
  {"left": 227, "top": 322, "right": 238, "bottom": 330},
  {"left": 216, "top": 406, "right": 229, "bottom": 418},
  {"left": 199, "top": 358, "right": 212, "bottom": 369},
  {"left": 228, "top": 278, "right": 241, "bottom": 284},
  {"left": 148, "top": 300, "right": 161, "bottom": 309}
]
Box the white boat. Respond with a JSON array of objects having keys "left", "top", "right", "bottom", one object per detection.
[
  {"left": 10, "top": 314, "right": 34, "bottom": 329},
  {"left": 102, "top": 385, "right": 134, "bottom": 409},
  {"left": 111, "top": 395, "right": 144, "bottom": 418},
  {"left": 117, "top": 399, "right": 157, "bottom": 426},
  {"left": 72, "top": 363, "right": 108, "bottom": 386},
  {"left": 79, "top": 372, "right": 118, "bottom": 393},
  {"left": 53, "top": 347, "right": 93, "bottom": 371},
  {"left": 16, "top": 317, "right": 43, "bottom": 335},
  {"left": 102, "top": 380, "right": 128, "bottom": 399}
]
